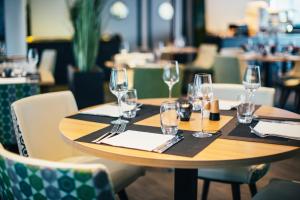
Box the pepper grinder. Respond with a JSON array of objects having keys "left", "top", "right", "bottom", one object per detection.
[{"left": 209, "top": 99, "right": 220, "bottom": 121}]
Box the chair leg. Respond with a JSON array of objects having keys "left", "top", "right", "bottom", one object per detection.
[
  {"left": 201, "top": 180, "right": 210, "bottom": 200},
  {"left": 231, "top": 183, "right": 241, "bottom": 200},
  {"left": 279, "top": 88, "right": 291, "bottom": 108},
  {"left": 249, "top": 183, "right": 257, "bottom": 197},
  {"left": 117, "top": 189, "right": 129, "bottom": 200}
]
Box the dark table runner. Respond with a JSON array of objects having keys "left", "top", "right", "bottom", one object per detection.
[
  {"left": 75, "top": 124, "right": 221, "bottom": 157},
  {"left": 221, "top": 117, "right": 300, "bottom": 147},
  {"left": 67, "top": 104, "right": 160, "bottom": 124}
]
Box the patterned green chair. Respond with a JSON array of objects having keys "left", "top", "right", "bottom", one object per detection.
[
  {"left": 133, "top": 68, "right": 183, "bottom": 98},
  {"left": 0, "top": 83, "right": 40, "bottom": 151},
  {"left": 0, "top": 143, "right": 115, "bottom": 200}
]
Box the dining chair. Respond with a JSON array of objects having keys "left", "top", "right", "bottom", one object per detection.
[
  {"left": 198, "top": 83, "right": 275, "bottom": 200},
  {"left": 133, "top": 68, "right": 183, "bottom": 98},
  {"left": 277, "top": 61, "right": 300, "bottom": 111},
  {"left": 252, "top": 179, "right": 300, "bottom": 200},
  {"left": 11, "top": 91, "right": 144, "bottom": 199},
  {"left": 0, "top": 83, "right": 40, "bottom": 152},
  {"left": 0, "top": 143, "right": 115, "bottom": 200},
  {"left": 213, "top": 55, "right": 242, "bottom": 84},
  {"left": 38, "top": 49, "right": 57, "bottom": 92}
]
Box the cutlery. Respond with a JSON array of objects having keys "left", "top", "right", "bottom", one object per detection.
[
  {"left": 92, "top": 124, "right": 119, "bottom": 143},
  {"left": 249, "top": 126, "right": 300, "bottom": 140},
  {"left": 153, "top": 135, "right": 184, "bottom": 153},
  {"left": 96, "top": 123, "right": 127, "bottom": 144},
  {"left": 136, "top": 103, "right": 143, "bottom": 109}
]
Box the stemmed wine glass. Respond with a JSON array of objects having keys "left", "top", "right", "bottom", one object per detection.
[
  {"left": 27, "top": 48, "right": 39, "bottom": 66},
  {"left": 109, "top": 67, "right": 129, "bottom": 124},
  {"left": 163, "top": 60, "right": 179, "bottom": 98},
  {"left": 242, "top": 65, "right": 261, "bottom": 100},
  {"left": 193, "top": 73, "right": 213, "bottom": 138}
]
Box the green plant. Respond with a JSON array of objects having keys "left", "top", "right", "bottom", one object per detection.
[{"left": 70, "top": 0, "right": 102, "bottom": 72}]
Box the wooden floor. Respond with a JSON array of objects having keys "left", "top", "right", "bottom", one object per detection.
[{"left": 123, "top": 152, "right": 300, "bottom": 200}]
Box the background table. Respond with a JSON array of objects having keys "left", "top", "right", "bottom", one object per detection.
[{"left": 60, "top": 98, "right": 300, "bottom": 200}]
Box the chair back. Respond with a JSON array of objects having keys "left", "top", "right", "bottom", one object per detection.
[
  {"left": 0, "top": 143, "right": 115, "bottom": 200},
  {"left": 213, "top": 55, "right": 241, "bottom": 84},
  {"left": 11, "top": 91, "right": 81, "bottom": 160},
  {"left": 219, "top": 48, "right": 244, "bottom": 56},
  {"left": 38, "top": 49, "right": 57, "bottom": 85},
  {"left": 133, "top": 68, "right": 183, "bottom": 98},
  {"left": 193, "top": 44, "right": 218, "bottom": 69},
  {"left": 212, "top": 83, "right": 275, "bottom": 106},
  {"left": 0, "top": 83, "right": 39, "bottom": 149}
]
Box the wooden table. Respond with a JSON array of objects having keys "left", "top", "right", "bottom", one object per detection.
[
  {"left": 60, "top": 98, "right": 300, "bottom": 200},
  {"left": 239, "top": 53, "right": 300, "bottom": 86}
]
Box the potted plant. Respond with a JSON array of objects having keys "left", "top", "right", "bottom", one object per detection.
[{"left": 69, "top": 0, "right": 104, "bottom": 109}]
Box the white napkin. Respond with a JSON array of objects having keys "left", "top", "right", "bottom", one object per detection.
[
  {"left": 254, "top": 121, "right": 300, "bottom": 140},
  {"left": 219, "top": 100, "right": 240, "bottom": 110},
  {"left": 102, "top": 130, "right": 174, "bottom": 151},
  {"left": 80, "top": 105, "right": 120, "bottom": 117},
  {"left": 0, "top": 77, "right": 27, "bottom": 84}
]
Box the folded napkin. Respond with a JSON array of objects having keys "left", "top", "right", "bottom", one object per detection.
[
  {"left": 254, "top": 121, "right": 300, "bottom": 140},
  {"left": 101, "top": 130, "right": 174, "bottom": 151},
  {"left": 0, "top": 77, "right": 27, "bottom": 84},
  {"left": 80, "top": 105, "right": 120, "bottom": 117},
  {"left": 219, "top": 100, "right": 240, "bottom": 110}
]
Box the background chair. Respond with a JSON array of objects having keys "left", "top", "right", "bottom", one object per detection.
[
  {"left": 0, "top": 143, "right": 115, "bottom": 200},
  {"left": 133, "top": 68, "right": 183, "bottom": 98},
  {"left": 11, "top": 91, "right": 144, "bottom": 198},
  {"left": 38, "top": 49, "right": 57, "bottom": 91},
  {"left": 213, "top": 55, "right": 242, "bottom": 84},
  {"left": 0, "top": 83, "right": 39, "bottom": 152},
  {"left": 198, "top": 83, "right": 275, "bottom": 200},
  {"left": 253, "top": 179, "right": 300, "bottom": 200}
]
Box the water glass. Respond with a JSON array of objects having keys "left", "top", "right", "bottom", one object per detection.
[
  {"left": 121, "top": 89, "right": 137, "bottom": 119},
  {"left": 243, "top": 65, "right": 261, "bottom": 95},
  {"left": 237, "top": 94, "right": 255, "bottom": 124},
  {"left": 160, "top": 101, "right": 179, "bottom": 135},
  {"left": 187, "top": 83, "right": 200, "bottom": 111}
]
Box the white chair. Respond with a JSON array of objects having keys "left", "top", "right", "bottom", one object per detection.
[
  {"left": 38, "top": 49, "right": 57, "bottom": 86},
  {"left": 212, "top": 83, "right": 275, "bottom": 106},
  {"left": 192, "top": 44, "right": 218, "bottom": 70},
  {"left": 11, "top": 91, "right": 144, "bottom": 198},
  {"left": 0, "top": 143, "right": 115, "bottom": 200},
  {"left": 219, "top": 47, "right": 244, "bottom": 56},
  {"left": 198, "top": 83, "right": 275, "bottom": 200}
]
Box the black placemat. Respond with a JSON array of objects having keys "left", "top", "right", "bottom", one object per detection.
[
  {"left": 67, "top": 104, "right": 160, "bottom": 124},
  {"left": 221, "top": 117, "right": 300, "bottom": 147},
  {"left": 75, "top": 124, "right": 221, "bottom": 157}
]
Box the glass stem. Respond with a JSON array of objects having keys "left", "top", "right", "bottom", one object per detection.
[
  {"left": 117, "top": 95, "right": 122, "bottom": 120},
  {"left": 201, "top": 107, "right": 204, "bottom": 133},
  {"left": 168, "top": 86, "right": 172, "bottom": 98}
]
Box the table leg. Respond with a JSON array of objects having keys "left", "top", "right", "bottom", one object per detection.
[{"left": 174, "top": 168, "right": 198, "bottom": 200}]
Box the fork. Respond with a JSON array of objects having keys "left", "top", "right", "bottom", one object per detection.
[
  {"left": 92, "top": 124, "right": 119, "bottom": 143},
  {"left": 96, "top": 123, "right": 127, "bottom": 144}
]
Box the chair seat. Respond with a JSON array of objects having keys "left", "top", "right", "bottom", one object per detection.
[
  {"left": 61, "top": 156, "right": 145, "bottom": 193},
  {"left": 253, "top": 179, "right": 300, "bottom": 200},
  {"left": 198, "top": 164, "right": 270, "bottom": 184}
]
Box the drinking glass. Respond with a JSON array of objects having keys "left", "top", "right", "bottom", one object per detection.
[
  {"left": 121, "top": 89, "right": 137, "bottom": 119},
  {"left": 237, "top": 94, "right": 255, "bottom": 124},
  {"left": 160, "top": 101, "right": 179, "bottom": 135},
  {"left": 163, "top": 60, "right": 179, "bottom": 98},
  {"left": 27, "top": 48, "right": 39, "bottom": 66},
  {"left": 193, "top": 73, "right": 213, "bottom": 138},
  {"left": 243, "top": 65, "right": 261, "bottom": 98},
  {"left": 187, "top": 83, "right": 201, "bottom": 111},
  {"left": 109, "top": 68, "right": 129, "bottom": 124}
]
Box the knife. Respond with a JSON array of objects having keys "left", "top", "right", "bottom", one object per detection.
[{"left": 153, "top": 135, "right": 184, "bottom": 153}]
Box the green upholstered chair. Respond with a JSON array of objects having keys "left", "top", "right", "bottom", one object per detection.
[
  {"left": 213, "top": 55, "right": 242, "bottom": 84},
  {"left": 0, "top": 83, "right": 40, "bottom": 151},
  {"left": 133, "top": 68, "right": 183, "bottom": 98},
  {"left": 0, "top": 143, "right": 115, "bottom": 200},
  {"left": 253, "top": 179, "right": 300, "bottom": 200}
]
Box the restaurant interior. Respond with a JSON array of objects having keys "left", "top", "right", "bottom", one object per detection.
[{"left": 0, "top": 0, "right": 300, "bottom": 199}]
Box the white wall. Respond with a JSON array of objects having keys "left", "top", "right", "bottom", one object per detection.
[
  {"left": 205, "top": 0, "right": 250, "bottom": 35},
  {"left": 29, "top": 0, "right": 73, "bottom": 38}
]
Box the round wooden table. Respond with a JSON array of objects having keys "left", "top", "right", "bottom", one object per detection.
[{"left": 60, "top": 98, "right": 300, "bottom": 200}]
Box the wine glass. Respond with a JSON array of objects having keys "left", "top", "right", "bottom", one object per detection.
[
  {"left": 27, "top": 48, "right": 39, "bottom": 66},
  {"left": 193, "top": 73, "right": 213, "bottom": 138},
  {"left": 163, "top": 60, "right": 179, "bottom": 98},
  {"left": 243, "top": 65, "right": 261, "bottom": 99},
  {"left": 109, "top": 67, "right": 129, "bottom": 124}
]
